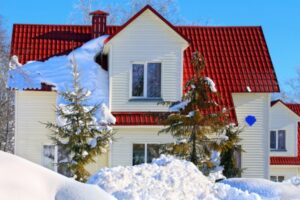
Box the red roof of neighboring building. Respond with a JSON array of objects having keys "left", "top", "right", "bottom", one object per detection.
[
  {"left": 270, "top": 101, "right": 300, "bottom": 165},
  {"left": 10, "top": 6, "right": 279, "bottom": 125}
]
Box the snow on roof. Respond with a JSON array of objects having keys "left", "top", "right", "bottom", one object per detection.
[
  {"left": 10, "top": 35, "right": 110, "bottom": 109},
  {"left": 10, "top": 5, "right": 280, "bottom": 124},
  {"left": 0, "top": 151, "right": 115, "bottom": 200}
]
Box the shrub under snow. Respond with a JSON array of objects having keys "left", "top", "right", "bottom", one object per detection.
[{"left": 88, "top": 155, "right": 263, "bottom": 200}]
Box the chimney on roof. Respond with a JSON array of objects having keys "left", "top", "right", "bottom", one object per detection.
[{"left": 90, "top": 10, "right": 109, "bottom": 38}]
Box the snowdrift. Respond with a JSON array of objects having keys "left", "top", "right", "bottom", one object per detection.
[
  {"left": 88, "top": 155, "right": 270, "bottom": 200},
  {"left": 0, "top": 151, "right": 115, "bottom": 200}
]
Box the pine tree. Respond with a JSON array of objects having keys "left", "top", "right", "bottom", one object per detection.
[
  {"left": 159, "top": 51, "right": 229, "bottom": 175},
  {"left": 45, "top": 56, "right": 114, "bottom": 182},
  {"left": 220, "top": 124, "right": 243, "bottom": 178}
]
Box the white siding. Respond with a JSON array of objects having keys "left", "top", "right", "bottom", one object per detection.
[
  {"left": 108, "top": 10, "right": 188, "bottom": 112},
  {"left": 15, "top": 91, "right": 56, "bottom": 164},
  {"left": 110, "top": 126, "right": 174, "bottom": 167},
  {"left": 270, "top": 103, "right": 299, "bottom": 157},
  {"left": 232, "top": 93, "right": 270, "bottom": 178},
  {"left": 15, "top": 91, "right": 108, "bottom": 174},
  {"left": 270, "top": 166, "right": 300, "bottom": 180}
]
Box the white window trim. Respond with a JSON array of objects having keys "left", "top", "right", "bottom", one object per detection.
[
  {"left": 129, "top": 61, "right": 162, "bottom": 99},
  {"left": 270, "top": 130, "right": 286, "bottom": 151},
  {"left": 132, "top": 142, "right": 161, "bottom": 165},
  {"left": 270, "top": 175, "right": 285, "bottom": 182}
]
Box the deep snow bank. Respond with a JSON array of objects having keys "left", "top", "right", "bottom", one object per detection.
[
  {"left": 88, "top": 155, "right": 262, "bottom": 200},
  {"left": 0, "top": 151, "right": 115, "bottom": 200},
  {"left": 222, "top": 178, "right": 300, "bottom": 200}
]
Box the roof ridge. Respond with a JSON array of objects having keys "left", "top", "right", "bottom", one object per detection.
[
  {"left": 13, "top": 23, "right": 91, "bottom": 27},
  {"left": 175, "top": 25, "right": 262, "bottom": 28}
]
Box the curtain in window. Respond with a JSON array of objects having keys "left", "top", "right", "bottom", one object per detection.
[
  {"left": 133, "top": 144, "right": 145, "bottom": 165},
  {"left": 147, "top": 63, "right": 161, "bottom": 97},
  {"left": 132, "top": 64, "right": 144, "bottom": 97},
  {"left": 278, "top": 130, "right": 286, "bottom": 150}
]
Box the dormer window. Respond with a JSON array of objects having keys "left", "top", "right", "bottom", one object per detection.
[
  {"left": 131, "top": 62, "right": 161, "bottom": 99},
  {"left": 270, "top": 130, "right": 286, "bottom": 151}
]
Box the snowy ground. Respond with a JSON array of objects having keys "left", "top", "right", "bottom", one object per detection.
[
  {"left": 1, "top": 151, "right": 300, "bottom": 200},
  {"left": 88, "top": 155, "right": 300, "bottom": 200},
  {"left": 0, "top": 151, "right": 115, "bottom": 200}
]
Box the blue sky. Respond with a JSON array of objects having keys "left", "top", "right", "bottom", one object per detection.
[{"left": 1, "top": 0, "right": 299, "bottom": 90}]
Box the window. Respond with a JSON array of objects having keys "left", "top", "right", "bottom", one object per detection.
[
  {"left": 42, "top": 145, "right": 71, "bottom": 176},
  {"left": 132, "top": 143, "right": 163, "bottom": 165},
  {"left": 131, "top": 63, "right": 161, "bottom": 98},
  {"left": 270, "top": 175, "right": 284, "bottom": 182},
  {"left": 270, "top": 130, "right": 286, "bottom": 151}
]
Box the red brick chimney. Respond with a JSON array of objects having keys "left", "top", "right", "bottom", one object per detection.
[{"left": 89, "top": 10, "right": 109, "bottom": 38}]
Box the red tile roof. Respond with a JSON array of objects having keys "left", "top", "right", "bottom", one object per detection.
[
  {"left": 270, "top": 101, "right": 300, "bottom": 165},
  {"left": 10, "top": 6, "right": 279, "bottom": 125}
]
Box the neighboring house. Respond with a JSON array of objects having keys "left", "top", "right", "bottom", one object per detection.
[
  {"left": 270, "top": 100, "right": 300, "bottom": 181},
  {"left": 11, "top": 5, "right": 279, "bottom": 178}
]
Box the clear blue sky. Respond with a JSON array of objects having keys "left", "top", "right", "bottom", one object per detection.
[{"left": 1, "top": 0, "right": 299, "bottom": 90}]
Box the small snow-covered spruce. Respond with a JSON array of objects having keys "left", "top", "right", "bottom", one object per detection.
[
  {"left": 45, "top": 56, "right": 114, "bottom": 182},
  {"left": 159, "top": 51, "right": 230, "bottom": 175},
  {"left": 219, "top": 124, "right": 244, "bottom": 178}
]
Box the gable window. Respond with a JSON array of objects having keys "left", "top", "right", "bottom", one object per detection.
[
  {"left": 131, "top": 63, "right": 161, "bottom": 98},
  {"left": 270, "top": 130, "right": 286, "bottom": 151},
  {"left": 132, "top": 143, "right": 163, "bottom": 165}
]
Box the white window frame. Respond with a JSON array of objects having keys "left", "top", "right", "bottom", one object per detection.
[
  {"left": 270, "top": 130, "right": 286, "bottom": 151},
  {"left": 270, "top": 175, "right": 285, "bottom": 182},
  {"left": 132, "top": 143, "right": 162, "bottom": 165},
  {"left": 42, "top": 144, "right": 59, "bottom": 172},
  {"left": 130, "top": 61, "right": 162, "bottom": 99}
]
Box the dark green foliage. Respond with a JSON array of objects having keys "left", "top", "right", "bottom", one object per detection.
[
  {"left": 159, "top": 51, "right": 230, "bottom": 174},
  {"left": 220, "top": 125, "right": 244, "bottom": 178},
  {"left": 45, "top": 57, "right": 113, "bottom": 182}
]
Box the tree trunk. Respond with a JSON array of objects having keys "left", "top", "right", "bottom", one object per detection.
[{"left": 190, "top": 126, "right": 197, "bottom": 165}]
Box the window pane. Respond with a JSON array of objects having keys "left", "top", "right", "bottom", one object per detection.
[
  {"left": 57, "top": 146, "right": 72, "bottom": 177},
  {"left": 270, "top": 176, "right": 277, "bottom": 182},
  {"left": 42, "top": 145, "right": 55, "bottom": 170},
  {"left": 233, "top": 146, "right": 242, "bottom": 176},
  {"left": 147, "top": 63, "right": 161, "bottom": 97},
  {"left": 278, "top": 176, "right": 285, "bottom": 182},
  {"left": 278, "top": 130, "right": 286, "bottom": 150},
  {"left": 147, "top": 144, "right": 161, "bottom": 163},
  {"left": 133, "top": 144, "right": 145, "bottom": 165},
  {"left": 270, "top": 131, "right": 276, "bottom": 149},
  {"left": 132, "top": 64, "right": 144, "bottom": 97}
]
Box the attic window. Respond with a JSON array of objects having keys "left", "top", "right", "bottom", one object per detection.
[
  {"left": 95, "top": 53, "right": 108, "bottom": 71},
  {"left": 131, "top": 62, "right": 161, "bottom": 99}
]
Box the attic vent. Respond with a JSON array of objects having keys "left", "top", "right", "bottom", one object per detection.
[{"left": 95, "top": 53, "right": 108, "bottom": 71}]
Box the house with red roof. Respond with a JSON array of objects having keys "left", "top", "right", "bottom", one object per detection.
[
  {"left": 270, "top": 100, "right": 300, "bottom": 181},
  {"left": 11, "top": 5, "right": 279, "bottom": 178}
]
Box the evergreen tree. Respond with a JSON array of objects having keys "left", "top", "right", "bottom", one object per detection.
[
  {"left": 159, "top": 51, "right": 229, "bottom": 174},
  {"left": 45, "top": 56, "right": 114, "bottom": 182},
  {"left": 220, "top": 124, "right": 243, "bottom": 178}
]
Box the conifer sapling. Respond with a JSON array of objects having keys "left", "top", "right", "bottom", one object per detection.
[{"left": 45, "top": 56, "right": 114, "bottom": 182}]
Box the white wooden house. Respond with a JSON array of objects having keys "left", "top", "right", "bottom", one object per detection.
[
  {"left": 10, "top": 5, "right": 279, "bottom": 178},
  {"left": 270, "top": 100, "right": 300, "bottom": 181}
]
